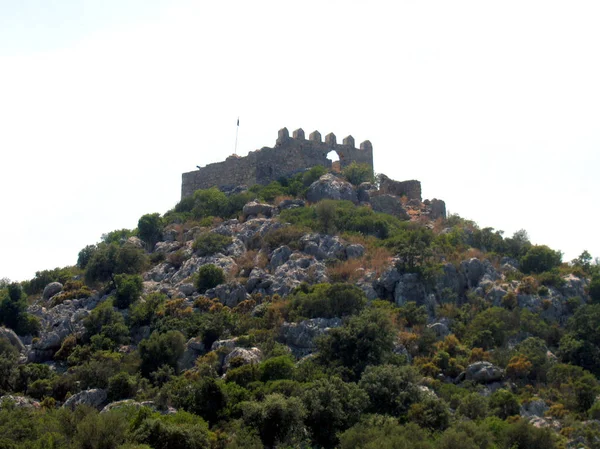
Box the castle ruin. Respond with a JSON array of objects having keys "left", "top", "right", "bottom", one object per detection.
[{"left": 181, "top": 127, "right": 374, "bottom": 199}]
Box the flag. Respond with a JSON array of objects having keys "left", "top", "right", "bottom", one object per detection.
[{"left": 237, "top": 118, "right": 239, "bottom": 126}]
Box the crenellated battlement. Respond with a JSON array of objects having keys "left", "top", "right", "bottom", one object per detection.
[{"left": 181, "top": 127, "right": 374, "bottom": 199}]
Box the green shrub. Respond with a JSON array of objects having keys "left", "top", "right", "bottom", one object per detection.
[
  {"left": 85, "top": 242, "right": 148, "bottom": 284},
  {"left": 132, "top": 410, "right": 212, "bottom": 449},
  {"left": 192, "top": 232, "right": 232, "bottom": 256},
  {"left": 342, "top": 162, "right": 374, "bottom": 186},
  {"left": 263, "top": 225, "right": 309, "bottom": 250},
  {"left": 137, "top": 213, "right": 163, "bottom": 248},
  {"left": 0, "top": 283, "right": 40, "bottom": 336},
  {"left": 260, "top": 355, "right": 295, "bottom": 382},
  {"left": 457, "top": 393, "right": 489, "bottom": 420},
  {"left": 521, "top": 245, "right": 563, "bottom": 274},
  {"left": 288, "top": 283, "right": 366, "bottom": 320},
  {"left": 114, "top": 274, "right": 143, "bottom": 309},
  {"left": 408, "top": 396, "right": 450, "bottom": 431},
  {"left": 139, "top": 331, "right": 186, "bottom": 376},
  {"left": 195, "top": 264, "right": 225, "bottom": 293},
  {"left": 107, "top": 372, "right": 137, "bottom": 401},
  {"left": 489, "top": 389, "right": 520, "bottom": 419}
]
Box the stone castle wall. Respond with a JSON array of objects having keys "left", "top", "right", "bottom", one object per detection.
[{"left": 181, "top": 127, "right": 374, "bottom": 199}]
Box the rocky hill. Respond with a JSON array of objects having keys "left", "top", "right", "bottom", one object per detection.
[{"left": 1, "top": 166, "right": 599, "bottom": 449}]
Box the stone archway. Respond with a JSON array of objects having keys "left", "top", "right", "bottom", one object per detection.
[{"left": 326, "top": 150, "right": 341, "bottom": 173}]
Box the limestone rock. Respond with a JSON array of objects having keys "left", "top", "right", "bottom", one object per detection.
[
  {"left": 357, "top": 182, "right": 377, "bottom": 202},
  {"left": 242, "top": 201, "right": 276, "bottom": 219},
  {"left": 463, "top": 362, "right": 504, "bottom": 383},
  {"left": 178, "top": 283, "right": 196, "bottom": 296},
  {"left": 300, "top": 234, "right": 347, "bottom": 261},
  {"left": 205, "top": 282, "right": 249, "bottom": 308},
  {"left": 374, "top": 266, "right": 401, "bottom": 297},
  {"left": 0, "top": 327, "right": 25, "bottom": 352},
  {"left": 0, "top": 395, "right": 40, "bottom": 409},
  {"left": 63, "top": 389, "right": 107, "bottom": 410},
  {"left": 278, "top": 199, "right": 306, "bottom": 210},
  {"left": 223, "top": 347, "right": 262, "bottom": 372},
  {"left": 126, "top": 236, "right": 145, "bottom": 249},
  {"left": 43, "top": 282, "right": 63, "bottom": 300},
  {"left": 306, "top": 174, "right": 357, "bottom": 203},
  {"left": 369, "top": 194, "right": 410, "bottom": 220},
  {"left": 520, "top": 399, "right": 548, "bottom": 418},
  {"left": 394, "top": 273, "right": 426, "bottom": 306},
  {"left": 280, "top": 318, "right": 342, "bottom": 356},
  {"left": 378, "top": 175, "right": 422, "bottom": 201},
  {"left": 270, "top": 246, "right": 292, "bottom": 270},
  {"left": 179, "top": 337, "right": 206, "bottom": 371}
]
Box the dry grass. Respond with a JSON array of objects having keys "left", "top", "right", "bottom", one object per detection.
[
  {"left": 328, "top": 258, "right": 365, "bottom": 283},
  {"left": 273, "top": 195, "right": 293, "bottom": 205}
]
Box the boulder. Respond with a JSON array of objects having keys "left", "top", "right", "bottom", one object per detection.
[
  {"left": 63, "top": 389, "right": 107, "bottom": 410},
  {"left": 223, "top": 347, "right": 262, "bottom": 372},
  {"left": 306, "top": 174, "right": 357, "bottom": 203},
  {"left": 126, "top": 236, "right": 145, "bottom": 249},
  {"left": 43, "top": 282, "right": 63, "bottom": 300},
  {"left": 300, "top": 234, "right": 347, "bottom": 261},
  {"left": 0, "top": 327, "right": 25, "bottom": 352},
  {"left": 369, "top": 194, "right": 410, "bottom": 220},
  {"left": 463, "top": 362, "right": 504, "bottom": 383},
  {"left": 394, "top": 273, "right": 426, "bottom": 306},
  {"left": 242, "top": 201, "right": 276, "bottom": 219},
  {"left": 270, "top": 246, "right": 292, "bottom": 270},
  {"left": 357, "top": 182, "right": 377, "bottom": 202},
  {"left": 178, "top": 283, "right": 196, "bottom": 296},
  {"left": 520, "top": 399, "right": 549, "bottom": 418},
  {"left": 179, "top": 337, "right": 206, "bottom": 371},
  {"left": 0, "top": 395, "right": 40, "bottom": 409},
  {"left": 278, "top": 199, "right": 306, "bottom": 210},
  {"left": 280, "top": 318, "right": 342, "bottom": 356},
  {"left": 205, "top": 282, "right": 249, "bottom": 308},
  {"left": 486, "top": 286, "right": 508, "bottom": 306}
]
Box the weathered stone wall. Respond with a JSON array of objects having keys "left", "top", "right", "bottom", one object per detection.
[
  {"left": 181, "top": 127, "right": 374, "bottom": 199},
  {"left": 379, "top": 175, "right": 422, "bottom": 202}
]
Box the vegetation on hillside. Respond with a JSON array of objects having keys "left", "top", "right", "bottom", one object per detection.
[{"left": 0, "top": 165, "right": 599, "bottom": 449}]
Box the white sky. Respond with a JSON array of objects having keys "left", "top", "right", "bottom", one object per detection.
[{"left": 1, "top": 0, "right": 599, "bottom": 281}]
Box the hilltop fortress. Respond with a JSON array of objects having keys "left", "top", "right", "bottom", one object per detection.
[{"left": 181, "top": 127, "right": 374, "bottom": 199}]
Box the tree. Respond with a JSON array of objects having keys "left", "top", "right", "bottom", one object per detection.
[
  {"left": 139, "top": 331, "right": 185, "bottom": 376},
  {"left": 521, "top": 245, "right": 562, "bottom": 274},
  {"left": 302, "top": 377, "right": 369, "bottom": 448},
  {"left": 77, "top": 245, "right": 97, "bottom": 269},
  {"left": 0, "top": 283, "right": 39, "bottom": 336},
  {"left": 137, "top": 213, "right": 163, "bottom": 248},
  {"left": 359, "top": 364, "right": 423, "bottom": 417},
  {"left": 590, "top": 274, "right": 600, "bottom": 304},
  {"left": 317, "top": 308, "right": 395, "bottom": 379},
  {"left": 114, "top": 274, "right": 143, "bottom": 309},
  {"left": 489, "top": 389, "right": 520, "bottom": 419},
  {"left": 408, "top": 396, "right": 450, "bottom": 431},
  {"left": 85, "top": 242, "right": 148, "bottom": 284},
  {"left": 241, "top": 394, "right": 306, "bottom": 448}
]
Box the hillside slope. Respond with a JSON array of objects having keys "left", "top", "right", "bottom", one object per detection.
[{"left": 1, "top": 167, "right": 599, "bottom": 449}]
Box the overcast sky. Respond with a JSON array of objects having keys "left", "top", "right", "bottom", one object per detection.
[{"left": 1, "top": 0, "right": 598, "bottom": 281}]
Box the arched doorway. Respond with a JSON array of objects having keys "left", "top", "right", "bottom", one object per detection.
[{"left": 327, "top": 150, "right": 341, "bottom": 173}]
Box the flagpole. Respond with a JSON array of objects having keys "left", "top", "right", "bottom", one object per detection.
[{"left": 234, "top": 117, "right": 239, "bottom": 155}]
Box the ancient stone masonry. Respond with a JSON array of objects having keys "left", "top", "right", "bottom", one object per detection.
[{"left": 181, "top": 127, "right": 374, "bottom": 199}]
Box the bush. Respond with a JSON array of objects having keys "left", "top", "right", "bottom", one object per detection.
[
  {"left": 342, "top": 162, "right": 374, "bottom": 186},
  {"left": 137, "top": 213, "right": 163, "bottom": 248},
  {"left": 288, "top": 283, "right": 366, "bottom": 320},
  {"left": 302, "top": 377, "right": 368, "bottom": 448},
  {"left": 195, "top": 264, "right": 225, "bottom": 293},
  {"left": 139, "top": 331, "right": 186, "bottom": 376},
  {"left": 241, "top": 393, "right": 306, "bottom": 448},
  {"left": 489, "top": 389, "right": 520, "bottom": 419},
  {"left": 85, "top": 242, "right": 148, "bottom": 284},
  {"left": 0, "top": 283, "right": 39, "bottom": 336},
  {"left": 260, "top": 355, "right": 295, "bottom": 382},
  {"left": 192, "top": 232, "right": 232, "bottom": 256},
  {"left": 408, "top": 396, "right": 450, "bottom": 431},
  {"left": 359, "top": 364, "right": 422, "bottom": 417},
  {"left": 457, "top": 393, "right": 489, "bottom": 420},
  {"left": 521, "top": 245, "right": 562, "bottom": 274},
  {"left": 114, "top": 274, "right": 143, "bottom": 309},
  {"left": 107, "top": 372, "right": 137, "bottom": 401}
]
